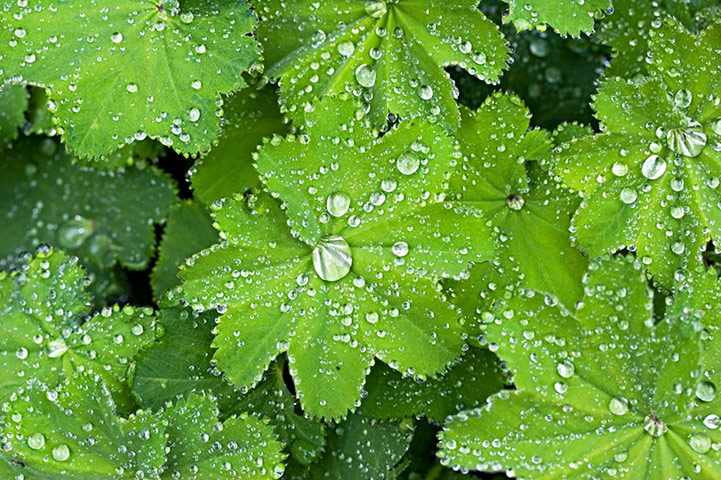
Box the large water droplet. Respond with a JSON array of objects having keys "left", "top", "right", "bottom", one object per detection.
[
  {"left": 47, "top": 338, "right": 68, "bottom": 358},
  {"left": 696, "top": 381, "right": 716, "bottom": 402},
  {"left": 27, "top": 433, "right": 45, "bottom": 450},
  {"left": 620, "top": 188, "right": 637, "bottom": 204},
  {"left": 704, "top": 414, "right": 721, "bottom": 429},
  {"left": 641, "top": 155, "right": 667, "bottom": 180},
  {"left": 326, "top": 191, "right": 351, "bottom": 217},
  {"left": 52, "top": 444, "right": 70, "bottom": 462},
  {"left": 418, "top": 85, "right": 433, "bottom": 100},
  {"left": 611, "top": 162, "right": 628, "bottom": 177},
  {"left": 690, "top": 433, "right": 711, "bottom": 453},
  {"left": 556, "top": 360, "right": 575, "bottom": 378},
  {"left": 667, "top": 123, "right": 707, "bottom": 157},
  {"left": 111, "top": 32, "right": 123, "bottom": 44},
  {"left": 313, "top": 236, "right": 352, "bottom": 282},
  {"left": 397, "top": 151, "right": 420, "bottom": 175},
  {"left": 392, "top": 241, "right": 409, "bottom": 257},
  {"left": 608, "top": 397, "right": 629, "bottom": 416},
  {"left": 673, "top": 89, "right": 692, "bottom": 110},
  {"left": 355, "top": 64, "right": 377, "bottom": 88},
  {"left": 644, "top": 414, "right": 667, "bottom": 437},
  {"left": 365, "top": 1, "right": 387, "bottom": 18},
  {"left": 338, "top": 40, "right": 355, "bottom": 57}
]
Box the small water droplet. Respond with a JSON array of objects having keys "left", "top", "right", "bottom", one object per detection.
[
  {"left": 16, "top": 347, "right": 28, "bottom": 360},
  {"left": 392, "top": 241, "right": 409, "bottom": 257},
  {"left": 608, "top": 397, "right": 629, "bottom": 416},
  {"left": 620, "top": 188, "right": 637, "bottom": 204},
  {"left": 418, "top": 85, "right": 433, "bottom": 100},
  {"left": 641, "top": 155, "right": 666, "bottom": 180},
  {"left": 506, "top": 195, "right": 524, "bottom": 211},
  {"left": 397, "top": 151, "right": 420, "bottom": 175},
  {"left": 326, "top": 191, "right": 351, "bottom": 217},
  {"left": 673, "top": 89, "right": 692, "bottom": 110},
  {"left": 27, "top": 433, "right": 45, "bottom": 450},
  {"left": 111, "top": 32, "right": 123, "bottom": 44},
  {"left": 644, "top": 414, "right": 667, "bottom": 437},
  {"left": 611, "top": 162, "right": 628, "bottom": 177},
  {"left": 188, "top": 107, "right": 200, "bottom": 122},
  {"left": 355, "top": 64, "right": 377, "bottom": 88},
  {"left": 52, "top": 444, "right": 70, "bottom": 462},
  {"left": 690, "top": 433, "right": 711, "bottom": 453},
  {"left": 556, "top": 360, "right": 574, "bottom": 378},
  {"left": 365, "top": 1, "right": 387, "bottom": 18},
  {"left": 338, "top": 40, "right": 355, "bottom": 57},
  {"left": 126, "top": 83, "right": 138, "bottom": 93}
]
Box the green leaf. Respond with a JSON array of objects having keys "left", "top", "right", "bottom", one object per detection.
[
  {"left": 0, "top": 84, "right": 27, "bottom": 148},
  {"left": 181, "top": 96, "right": 494, "bottom": 418},
  {"left": 0, "top": 248, "right": 158, "bottom": 412},
  {"left": 363, "top": 347, "right": 507, "bottom": 423},
  {"left": 0, "top": 0, "right": 261, "bottom": 158},
  {"left": 132, "top": 304, "right": 234, "bottom": 412},
  {"left": 0, "top": 137, "right": 176, "bottom": 271},
  {"left": 308, "top": 413, "right": 413, "bottom": 480},
  {"left": 503, "top": 0, "right": 611, "bottom": 36},
  {"left": 553, "top": 20, "right": 721, "bottom": 286},
  {"left": 161, "top": 393, "right": 286, "bottom": 479},
  {"left": 255, "top": 0, "right": 508, "bottom": 130},
  {"left": 439, "top": 256, "right": 721, "bottom": 478},
  {"left": 444, "top": 94, "right": 586, "bottom": 333},
  {"left": 190, "top": 85, "right": 290, "bottom": 206},
  {"left": 1, "top": 373, "right": 166, "bottom": 479},
  {"left": 151, "top": 201, "right": 218, "bottom": 300}
]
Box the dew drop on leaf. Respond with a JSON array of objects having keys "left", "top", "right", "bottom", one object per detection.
[
  {"left": 641, "top": 155, "right": 667, "bottom": 180},
  {"left": 355, "top": 64, "right": 377, "bottom": 88},
  {"left": 673, "top": 88, "right": 692, "bottom": 110},
  {"left": 620, "top": 188, "right": 637, "bottom": 204},
  {"left": 397, "top": 151, "right": 420, "bottom": 175},
  {"left": 365, "top": 1, "right": 387, "bottom": 18},
  {"left": 52, "top": 444, "right": 70, "bottom": 462},
  {"left": 667, "top": 123, "right": 707, "bottom": 157},
  {"left": 312, "top": 236, "right": 353, "bottom": 282},
  {"left": 608, "top": 397, "right": 629, "bottom": 416},
  {"left": 556, "top": 360, "right": 574, "bottom": 378},
  {"left": 27, "top": 433, "right": 45, "bottom": 450},
  {"left": 326, "top": 191, "right": 351, "bottom": 217},
  {"left": 689, "top": 433, "right": 711, "bottom": 454},
  {"left": 696, "top": 381, "right": 716, "bottom": 402}
]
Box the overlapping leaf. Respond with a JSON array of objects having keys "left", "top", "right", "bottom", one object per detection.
[
  {"left": 255, "top": 0, "right": 508, "bottom": 130},
  {"left": 180, "top": 96, "right": 494, "bottom": 418},
  {"left": 0, "top": 84, "right": 27, "bottom": 147},
  {"left": 553, "top": 19, "right": 721, "bottom": 286},
  {"left": 440, "top": 256, "right": 721, "bottom": 478},
  {"left": 0, "top": 248, "right": 157, "bottom": 412},
  {"left": 0, "top": 0, "right": 261, "bottom": 158},
  {"left": 0, "top": 137, "right": 176, "bottom": 271},
  {"left": 444, "top": 94, "right": 587, "bottom": 335},
  {"left": 503, "top": 0, "right": 611, "bottom": 36}
]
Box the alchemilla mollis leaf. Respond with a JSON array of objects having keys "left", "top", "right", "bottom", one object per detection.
[
  {"left": 180, "top": 95, "right": 495, "bottom": 419},
  {"left": 0, "top": 0, "right": 261, "bottom": 158},
  {"left": 255, "top": 0, "right": 509, "bottom": 130},
  {"left": 439, "top": 256, "right": 721, "bottom": 478},
  {"left": 553, "top": 18, "right": 721, "bottom": 287},
  {"left": 503, "top": 0, "right": 611, "bottom": 36}
]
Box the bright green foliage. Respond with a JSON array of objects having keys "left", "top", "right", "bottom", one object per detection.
[
  {"left": 161, "top": 393, "right": 286, "bottom": 479},
  {"left": 1, "top": 373, "right": 166, "bottom": 479},
  {"left": 439, "top": 256, "right": 721, "bottom": 478},
  {"left": 0, "top": 248, "right": 157, "bottom": 412},
  {"left": 180, "top": 96, "right": 494, "bottom": 419},
  {"left": 444, "top": 94, "right": 586, "bottom": 333},
  {"left": 553, "top": 19, "right": 721, "bottom": 287},
  {"left": 0, "top": 84, "right": 27, "bottom": 147},
  {"left": 363, "top": 347, "right": 507, "bottom": 423},
  {"left": 309, "top": 413, "right": 413, "bottom": 479},
  {"left": 151, "top": 201, "right": 218, "bottom": 300},
  {"left": 132, "top": 305, "right": 233, "bottom": 411},
  {"left": 0, "top": 137, "right": 175, "bottom": 271},
  {"left": 191, "top": 85, "right": 289, "bottom": 206},
  {"left": 255, "top": 0, "right": 508, "bottom": 130},
  {"left": 596, "top": 0, "right": 721, "bottom": 78},
  {"left": 0, "top": 0, "right": 261, "bottom": 158},
  {"left": 503, "top": 0, "right": 611, "bottom": 36}
]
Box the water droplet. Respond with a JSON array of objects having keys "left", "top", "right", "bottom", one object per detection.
[
  {"left": 671, "top": 206, "right": 685, "bottom": 219},
  {"left": 397, "top": 151, "right": 420, "bottom": 175},
  {"left": 326, "top": 191, "right": 351, "bottom": 217},
  {"left": 620, "top": 188, "right": 637, "bottom": 204},
  {"left": 556, "top": 360, "right": 574, "bottom": 378},
  {"left": 611, "top": 162, "right": 628, "bottom": 177},
  {"left": 608, "top": 397, "right": 629, "bottom": 416},
  {"left": 52, "top": 444, "right": 70, "bottom": 462},
  {"left": 673, "top": 89, "right": 692, "bottom": 110},
  {"left": 191, "top": 80, "right": 202, "bottom": 90},
  {"left": 188, "top": 107, "right": 200, "bottom": 122},
  {"left": 354, "top": 64, "right": 377, "bottom": 88},
  {"left": 392, "top": 241, "right": 409, "bottom": 257},
  {"left": 27, "top": 433, "right": 45, "bottom": 450},
  {"left": 111, "top": 32, "right": 123, "bottom": 44},
  {"left": 180, "top": 12, "right": 194, "bottom": 24},
  {"left": 311, "top": 30, "right": 327, "bottom": 48},
  {"left": 529, "top": 39, "right": 549, "bottom": 57},
  {"left": 126, "top": 83, "right": 138, "bottom": 93},
  {"left": 690, "top": 433, "right": 711, "bottom": 453},
  {"left": 57, "top": 216, "right": 95, "bottom": 249},
  {"left": 47, "top": 338, "right": 68, "bottom": 358},
  {"left": 712, "top": 118, "right": 721, "bottom": 136},
  {"left": 696, "top": 381, "right": 717, "bottom": 402},
  {"left": 667, "top": 123, "right": 707, "bottom": 157},
  {"left": 506, "top": 195, "right": 524, "bottom": 211},
  {"left": 14, "top": 27, "right": 26, "bottom": 38},
  {"left": 366, "top": 312, "right": 378, "bottom": 324},
  {"left": 704, "top": 414, "right": 721, "bottom": 429},
  {"left": 641, "top": 155, "right": 667, "bottom": 180},
  {"left": 338, "top": 40, "right": 355, "bottom": 57},
  {"left": 381, "top": 178, "right": 397, "bottom": 192},
  {"left": 365, "top": 1, "right": 387, "bottom": 18},
  {"left": 16, "top": 347, "right": 28, "bottom": 359},
  {"left": 644, "top": 414, "right": 667, "bottom": 437},
  {"left": 418, "top": 85, "right": 433, "bottom": 100},
  {"left": 312, "top": 236, "right": 352, "bottom": 282}
]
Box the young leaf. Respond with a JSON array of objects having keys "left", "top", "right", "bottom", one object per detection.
[
  {"left": 0, "top": 248, "right": 157, "bottom": 412},
  {"left": 151, "top": 201, "right": 218, "bottom": 300},
  {"left": 1, "top": 373, "right": 166, "bottom": 479},
  {"left": 308, "top": 413, "right": 413, "bottom": 479},
  {"left": 161, "top": 393, "right": 286, "bottom": 479},
  {"left": 439, "top": 256, "right": 721, "bottom": 478},
  {"left": 553, "top": 19, "right": 721, "bottom": 287},
  {"left": 0, "top": 137, "right": 176, "bottom": 271},
  {"left": 255, "top": 0, "right": 509, "bottom": 130},
  {"left": 503, "top": 0, "right": 611, "bottom": 36},
  {"left": 181, "top": 96, "right": 494, "bottom": 419},
  {"left": 190, "top": 86, "right": 290, "bottom": 206},
  {"left": 0, "top": 0, "right": 261, "bottom": 158},
  {"left": 0, "top": 84, "right": 27, "bottom": 148},
  {"left": 444, "top": 94, "right": 587, "bottom": 331},
  {"left": 363, "top": 347, "right": 507, "bottom": 423}
]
